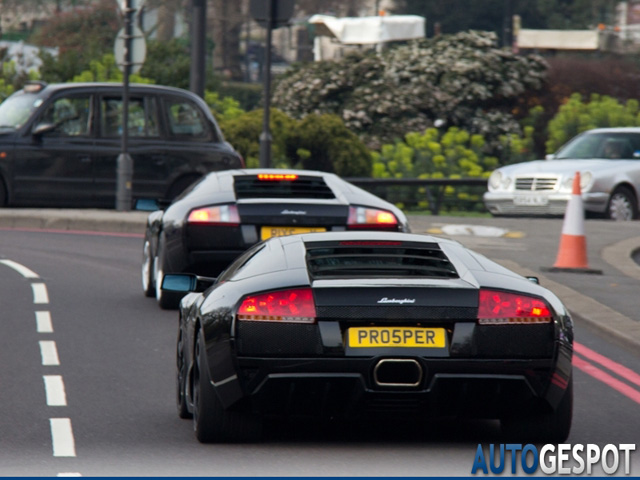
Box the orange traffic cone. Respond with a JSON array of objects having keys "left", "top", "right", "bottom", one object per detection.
[{"left": 546, "top": 172, "right": 602, "bottom": 274}]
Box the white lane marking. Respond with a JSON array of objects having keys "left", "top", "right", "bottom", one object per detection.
[
  {"left": 39, "top": 341, "right": 60, "bottom": 366},
  {"left": 43, "top": 375, "right": 67, "bottom": 406},
  {"left": 36, "top": 311, "right": 54, "bottom": 333},
  {"left": 57, "top": 474, "right": 82, "bottom": 477},
  {"left": 49, "top": 418, "right": 76, "bottom": 457},
  {"left": 1, "top": 261, "right": 80, "bottom": 468},
  {"left": 32, "top": 283, "right": 50, "bottom": 304},
  {"left": 0, "top": 259, "right": 40, "bottom": 278}
]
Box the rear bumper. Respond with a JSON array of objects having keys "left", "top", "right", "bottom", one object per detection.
[
  {"left": 230, "top": 356, "right": 564, "bottom": 420},
  {"left": 208, "top": 320, "right": 572, "bottom": 418}
]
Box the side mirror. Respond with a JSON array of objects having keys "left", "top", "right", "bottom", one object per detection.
[
  {"left": 545, "top": 154, "right": 555, "bottom": 160},
  {"left": 135, "top": 198, "right": 161, "bottom": 211},
  {"left": 32, "top": 122, "right": 56, "bottom": 136},
  {"left": 162, "top": 273, "right": 216, "bottom": 293},
  {"left": 135, "top": 197, "right": 172, "bottom": 211},
  {"left": 526, "top": 276, "right": 540, "bottom": 285}
]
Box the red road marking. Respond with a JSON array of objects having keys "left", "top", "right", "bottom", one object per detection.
[
  {"left": 573, "top": 355, "right": 640, "bottom": 405},
  {"left": 574, "top": 341, "right": 640, "bottom": 388}
]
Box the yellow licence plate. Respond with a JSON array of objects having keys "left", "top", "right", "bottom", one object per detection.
[
  {"left": 261, "top": 226, "right": 326, "bottom": 240},
  {"left": 348, "top": 327, "right": 446, "bottom": 348}
]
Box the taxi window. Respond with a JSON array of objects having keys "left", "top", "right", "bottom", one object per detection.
[
  {"left": 0, "top": 92, "right": 38, "bottom": 129},
  {"left": 165, "top": 97, "right": 214, "bottom": 141},
  {"left": 100, "top": 95, "right": 159, "bottom": 138},
  {"left": 39, "top": 95, "right": 91, "bottom": 137}
]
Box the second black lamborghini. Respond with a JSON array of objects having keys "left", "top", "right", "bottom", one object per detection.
[{"left": 140, "top": 169, "right": 410, "bottom": 308}]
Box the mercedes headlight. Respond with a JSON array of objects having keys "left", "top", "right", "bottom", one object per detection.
[
  {"left": 580, "top": 171, "right": 593, "bottom": 191},
  {"left": 489, "top": 171, "right": 510, "bottom": 190},
  {"left": 562, "top": 171, "right": 592, "bottom": 192}
]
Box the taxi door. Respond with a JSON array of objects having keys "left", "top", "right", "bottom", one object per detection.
[
  {"left": 92, "top": 93, "right": 168, "bottom": 206},
  {"left": 12, "top": 93, "right": 95, "bottom": 206}
]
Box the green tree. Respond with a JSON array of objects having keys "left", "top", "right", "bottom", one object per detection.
[
  {"left": 71, "top": 54, "right": 152, "bottom": 84},
  {"left": 286, "top": 114, "right": 371, "bottom": 177},
  {"left": 546, "top": 93, "right": 640, "bottom": 152},
  {"left": 0, "top": 51, "right": 37, "bottom": 100},
  {"left": 220, "top": 109, "right": 371, "bottom": 177},
  {"left": 139, "top": 38, "right": 192, "bottom": 90},
  {"left": 220, "top": 109, "right": 295, "bottom": 168},
  {"left": 204, "top": 91, "right": 245, "bottom": 124},
  {"left": 371, "top": 126, "right": 496, "bottom": 211},
  {"left": 373, "top": 127, "right": 496, "bottom": 180},
  {"left": 29, "top": 0, "right": 120, "bottom": 82}
]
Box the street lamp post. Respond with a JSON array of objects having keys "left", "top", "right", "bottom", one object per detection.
[
  {"left": 259, "top": 0, "right": 273, "bottom": 169},
  {"left": 116, "top": 0, "right": 134, "bottom": 211},
  {"left": 190, "top": 0, "right": 206, "bottom": 98},
  {"left": 250, "top": 0, "right": 294, "bottom": 169}
]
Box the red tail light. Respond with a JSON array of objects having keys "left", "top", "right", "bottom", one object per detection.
[
  {"left": 187, "top": 204, "right": 240, "bottom": 225},
  {"left": 477, "top": 289, "right": 552, "bottom": 325},
  {"left": 258, "top": 173, "right": 298, "bottom": 181},
  {"left": 347, "top": 206, "right": 398, "bottom": 228},
  {"left": 237, "top": 288, "right": 316, "bottom": 323}
]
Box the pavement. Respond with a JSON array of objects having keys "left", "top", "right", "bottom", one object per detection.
[
  {"left": 1, "top": 208, "right": 639, "bottom": 351},
  {"left": 0, "top": 208, "right": 149, "bottom": 234}
]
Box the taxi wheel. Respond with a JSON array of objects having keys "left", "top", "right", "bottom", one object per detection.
[
  {"left": 606, "top": 187, "right": 637, "bottom": 221},
  {"left": 0, "top": 179, "right": 6, "bottom": 207},
  {"left": 501, "top": 376, "right": 573, "bottom": 443}
]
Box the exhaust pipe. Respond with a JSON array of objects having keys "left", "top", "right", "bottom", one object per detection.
[{"left": 374, "top": 359, "right": 423, "bottom": 387}]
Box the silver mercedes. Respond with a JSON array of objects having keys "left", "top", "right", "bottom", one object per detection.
[{"left": 483, "top": 128, "right": 640, "bottom": 221}]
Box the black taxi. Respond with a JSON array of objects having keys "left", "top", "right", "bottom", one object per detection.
[{"left": 0, "top": 82, "right": 243, "bottom": 208}]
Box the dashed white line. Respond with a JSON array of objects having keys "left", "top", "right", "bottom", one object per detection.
[
  {"left": 3, "top": 258, "right": 80, "bottom": 471},
  {"left": 0, "top": 259, "right": 40, "bottom": 278},
  {"left": 39, "top": 341, "right": 60, "bottom": 366},
  {"left": 36, "top": 311, "right": 54, "bottom": 333},
  {"left": 32, "top": 283, "right": 50, "bottom": 304},
  {"left": 49, "top": 418, "right": 76, "bottom": 457},
  {"left": 43, "top": 375, "right": 67, "bottom": 406}
]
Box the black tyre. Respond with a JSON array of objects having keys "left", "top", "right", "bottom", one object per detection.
[
  {"left": 141, "top": 238, "right": 156, "bottom": 297},
  {"left": 0, "top": 179, "right": 6, "bottom": 207},
  {"left": 176, "top": 327, "right": 192, "bottom": 419},
  {"left": 606, "top": 186, "right": 638, "bottom": 221},
  {"left": 192, "top": 331, "right": 262, "bottom": 443},
  {"left": 501, "top": 376, "right": 573, "bottom": 443},
  {"left": 154, "top": 238, "right": 182, "bottom": 310}
]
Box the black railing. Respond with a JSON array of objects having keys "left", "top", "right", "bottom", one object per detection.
[{"left": 345, "top": 177, "right": 488, "bottom": 215}]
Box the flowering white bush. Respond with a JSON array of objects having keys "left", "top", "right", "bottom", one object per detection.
[{"left": 273, "top": 31, "right": 547, "bottom": 151}]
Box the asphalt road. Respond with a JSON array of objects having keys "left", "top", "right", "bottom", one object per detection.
[{"left": 0, "top": 215, "right": 639, "bottom": 476}]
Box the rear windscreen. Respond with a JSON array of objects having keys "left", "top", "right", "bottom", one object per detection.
[{"left": 305, "top": 240, "right": 458, "bottom": 279}]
